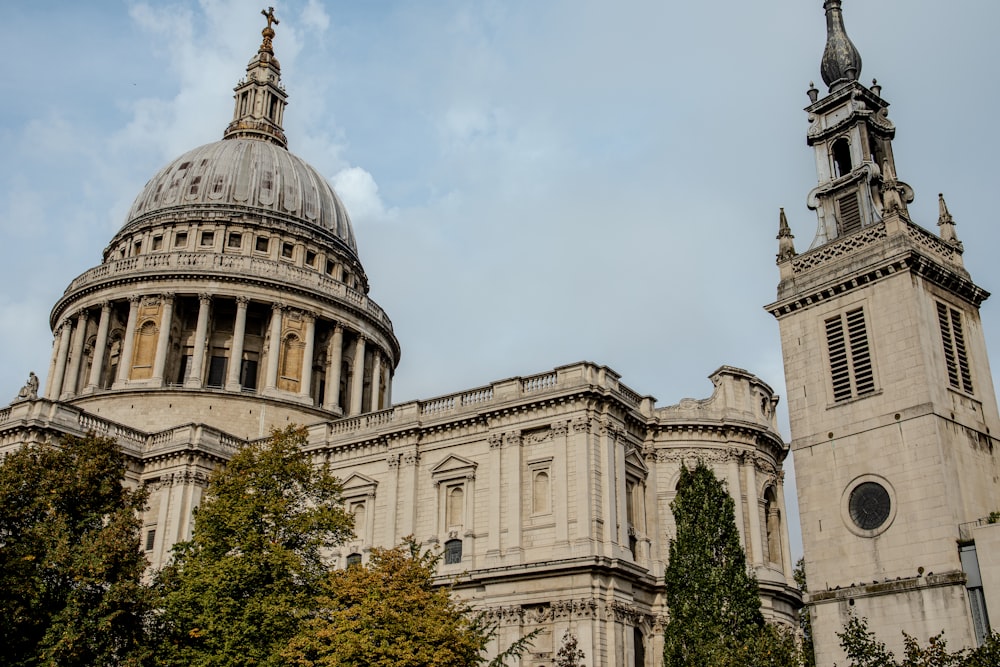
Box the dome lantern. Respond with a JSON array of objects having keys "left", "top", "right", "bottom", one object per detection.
[{"left": 223, "top": 7, "right": 288, "bottom": 148}]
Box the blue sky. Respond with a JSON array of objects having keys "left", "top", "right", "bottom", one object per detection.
[{"left": 4, "top": 0, "right": 1000, "bottom": 561}]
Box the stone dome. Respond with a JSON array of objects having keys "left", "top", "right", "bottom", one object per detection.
[{"left": 124, "top": 139, "right": 357, "bottom": 254}]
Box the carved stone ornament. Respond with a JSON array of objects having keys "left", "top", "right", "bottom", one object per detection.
[
  {"left": 503, "top": 431, "right": 522, "bottom": 448},
  {"left": 551, "top": 420, "right": 570, "bottom": 437},
  {"left": 488, "top": 433, "right": 503, "bottom": 449},
  {"left": 571, "top": 416, "right": 591, "bottom": 433}
]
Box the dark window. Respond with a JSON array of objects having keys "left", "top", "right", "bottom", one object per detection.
[
  {"left": 174, "top": 232, "right": 188, "bottom": 247},
  {"left": 306, "top": 250, "right": 317, "bottom": 267},
  {"left": 444, "top": 539, "right": 463, "bottom": 565},
  {"left": 207, "top": 356, "right": 226, "bottom": 387},
  {"left": 826, "top": 307, "right": 875, "bottom": 402},
  {"left": 200, "top": 231, "right": 215, "bottom": 247},
  {"left": 938, "top": 302, "right": 974, "bottom": 394},
  {"left": 189, "top": 175, "right": 202, "bottom": 195},
  {"left": 848, "top": 482, "right": 891, "bottom": 531},
  {"left": 326, "top": 260, "right": 336, "bottom": 275},
  {"left": 281, "top": 242, "right": 294, "bottom": 259},
  {"left": 145, "top": 529, "right": 156, "bottom": 551},
  {"left": 227, "top": 232, "right": 242, "bottom": 248},
  {"left": 255, "top": 236, "right": 269, "bottom": 253},
  {"left": 151, "top": 236, "right": 163, "bottom": 251},
  {"left": 346, "top": 553, "right": 362, "bottom": 568},
  {"left": 833, "top": 137, "right": 852, "bottom": 177},
  {"left": 176, "top": 354, "right": 191, "bottom": 384},
  {"left": 241, "top": 359, "right": 259, "bottom": 391}
]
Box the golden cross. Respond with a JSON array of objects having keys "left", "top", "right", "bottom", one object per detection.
[{"left": 261, "top": 7, "right": 279, "bottom": 29}]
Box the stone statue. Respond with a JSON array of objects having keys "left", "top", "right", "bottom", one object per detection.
[{"left": 16, "top": 372, "right": 39, "bottom": 401}]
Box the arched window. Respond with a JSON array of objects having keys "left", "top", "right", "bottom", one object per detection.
[
  {"left": 446, "top": 486, "right": 464, "bottom": 528},
  {"left": 131, "top": 320, "right": 158, "bottom": 380},
  {"left": 352, "top": 502, "right": 367, "bottom": 542},
  {"left": 832, "top": 137, "right": 852, "bottom": 178},
  {"left": 444, "top": 538, "right": 463, "bottom": 565},
  {"left": 533, "top": 470, "right": 550, "bottom": 514}
]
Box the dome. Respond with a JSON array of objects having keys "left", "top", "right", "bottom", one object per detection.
[{"left": 123, "top": 139, "right": 357, "bottom": 254}]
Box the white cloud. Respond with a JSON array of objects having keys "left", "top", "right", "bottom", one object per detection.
[
  {"left": 300, "top": 0, "right": 330, "bottom": 32},
  {"left": 332, "top": 167, "right": 394, "bottom": 224}
]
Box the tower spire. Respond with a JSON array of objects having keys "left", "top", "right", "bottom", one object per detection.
[
  {"left": 223, "top": 7, "right": 288, "bottom": 148},
  {"left": 776, "top": 208, "right": 797, "bottom": 263},
  {"left": 820, "top": 0, "right": 862, "bottom": 91}
]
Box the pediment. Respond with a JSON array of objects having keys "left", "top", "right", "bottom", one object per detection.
[
  {"left": 431, "top": 454, "right": 477, "bottom": 482},
  {"left": 624, "top": 447, "right": 649, "bottom": 478},
  {"left": 341, "top": 473, "right": 377, "bottom": 497}
]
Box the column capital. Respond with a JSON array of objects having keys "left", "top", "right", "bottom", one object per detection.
[
  {"left": 76, "top": 308, "right": 90, "bottom": 321},
  {"left": 59, "top": 318, "right": 72, "bottom": 332},
  {"left": 271, "top": 301, "right": 286, "bottom": 312},
  {"left": 198, "top": 293, "right": 213, "bottom": 305},
  {"left": 235, "top": 295, "right": 250, "bottom": 307},
  {"left": 332, "top": 322, "right": 344, "bottom": 333},
  {"left": 128, "top": 294, "right": 142, "bottom": 304},
  {"left": 99, "top": 299, "right": 112, "bottom": 311},
  {"left": 302, "top": 310, "right": 316, "bottom": 323},
  {"left": 161, "top": 292, "right": 175, "bottom": 303}
]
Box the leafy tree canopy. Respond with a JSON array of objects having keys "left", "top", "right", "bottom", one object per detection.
[
  {"left": 282, "top": 539, "right": 535, "bottom": 667},
  {"left": 152, "top": 426, "right": 353, "bottom": 667},
  {"left": 838, "top": 614, "right": 1000, "bottom": 667},
  {"left": 0, "top": 434, "right": 151, "bottom": 666}
]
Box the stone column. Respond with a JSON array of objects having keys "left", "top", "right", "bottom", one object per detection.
[
  {"left": 62, "top": 309, "right": 90, "bottom": 399},
  {"left": 85, "top": 301, "right": 112, "bottom": 392},
  {"left": 503, "top": 431, "right": 523, "bottom": 559},
  {"left": 776, "top": 472, "right": 794, "bottom": 579},
  {"left": 349, "top": 335, "right": 366, "bottom": 415},
  {"left": 486, "top": 433, "right": 502, "bottom": 559},
  {"left": 727, "top": 450, "right": 747, "bottom": 551},
  {"left": 744, "top": 454, "right": 763, "bottom": 567},
  {"left": 48, "top": 320, "right": 73, "bottom": 399},
  {"left": 383, "top": 452, "right": 400, "bottom": 547},
  {"left": 151, "top": 294, "right": 175, "bottom": 386},
  {"left": 185, "top": 294, "right": 212, "bottom": 388},
  {"left": 225, "top": 297, "right": 249, "bottom": 391},
  {"left": 572, "top": 417, "right": 594, "bottom": 545},
  {"left": 369, "top": 349, "right": 382, "bottom": 410},
  {"left": 323, "top": 324, "right": 344, "bottom": 411},
  {"left": 299, "top": 312, "right": 316, "bottom": 401},
  {"left": 553, "top": 421, "right": 570, "bottom": 545},
  {"left": 115, "top": 295, "right": 141, "bottom": 387},
  {"left": 264, "top": 303, "right": 283, "bottom": 391}
]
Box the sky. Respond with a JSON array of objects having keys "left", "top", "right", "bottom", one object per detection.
[{"left": 3, "top": 0, "right": 1000, "bottom": 563}]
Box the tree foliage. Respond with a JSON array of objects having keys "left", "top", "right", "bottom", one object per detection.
[
  {"left": 0, "top": 434, "right": 152, "bottom": 666},
  {"left": 794, "top": 557, "right": 817, "bottom": 667},
  {"left": 663, "top": 460, "right": 798, "bottom": 667},
  {"left": 152, "top": 426, "right": 353, "bottom": 666},
  {"left": 555, "top": 630, "right": 587, "bottom": 667},
  {"left": 838, "top": 614, "right": 1000, "bottom": 667},
  {"left": 282, "top": 538, "right": 535, "bottom": 667}
]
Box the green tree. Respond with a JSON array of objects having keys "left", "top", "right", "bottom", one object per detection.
[
  {"left": 0, "top": 434, "right": 152, "bottom": 666},
  {"left": 838, "top": 614, "right": 1000, "bottom": 667},
  {"left": 663, "top": 460, "right": 797, "bottom": 667},
  {"left": 794, "top": 557, "right": 817, "bottom": 667},
  {"left": 555, "top": 630, "right": 587, "bottom": 667},
  {"left": 152, "top": 426, "right": 353, "bottom": 666},
  {"left": 282, "top": 539, "right": 535, "bottom": 667}
]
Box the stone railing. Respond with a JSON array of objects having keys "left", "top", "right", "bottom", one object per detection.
[
  {"left": 904, "top": 222, "right": 958, "bottom": 264},
  {"left": 791, "top": 223, "right": 887, "bottom": 274},
  {"left": 61, "top": 251, "right": 393, "bottom": 331}
]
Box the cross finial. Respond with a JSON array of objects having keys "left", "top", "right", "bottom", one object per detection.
[{"left": 262, "top": 7, "right": 279, "bottom": 30}]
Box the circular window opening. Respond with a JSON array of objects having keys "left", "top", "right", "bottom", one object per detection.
[{"left": 848, "top": 482, "right": 891, "bottom": 531}]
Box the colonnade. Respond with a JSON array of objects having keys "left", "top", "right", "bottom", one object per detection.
[{"left": 46, "top": 292, "right": 392, "bottom": 415}]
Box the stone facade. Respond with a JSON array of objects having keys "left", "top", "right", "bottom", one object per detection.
[
  {"left": 0, "top": 15, "right": 800, "bottom": 667},
  {"left": 768, "top": 3, "right": 1000, "bottom": 664}
]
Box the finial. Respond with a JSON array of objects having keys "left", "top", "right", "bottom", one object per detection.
[
  {"left": 937, "top": 193, "right": 962, "bottom": 247},
  {"left": 777, "top": 208, "right": 797, "bottom": 263},
  {"left": 880, "top": 158, "right": 907, "bottom": 217},
  {"left": 260, "top": 7, "right": 279, "bottom": 55},
  {"left": 820, "top": 1, "right": 863, "bottom": 91},
  {"left": 807, "top": 82, "right": 820, "bottom": 104},
  {"left": 870, "top": 78, "right": 881, "bottom": 96}
]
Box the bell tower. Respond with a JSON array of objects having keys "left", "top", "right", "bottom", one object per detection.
[{"left": 767, "top": 2, "right": 1000, "bottom": 664}]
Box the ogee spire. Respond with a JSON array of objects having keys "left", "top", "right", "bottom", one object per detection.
[{"left": 820, "top": 0, "right": 862, "bottom": 91}]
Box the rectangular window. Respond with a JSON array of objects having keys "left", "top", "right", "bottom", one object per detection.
[
  {"left": 326, "top": 260, "right": 336, "bottom": 275},
  {"left": 281, "top": 242, "right": 294, "bottom": 259},
  {"left": 937, "top": 302, "right": 974, "bottom": 394},
  {"left": 151, "top": 236, "right": 163, "bottom": 251},
  {"left": 227, "top": 232, "right": 242, "bottom": 248},
  {"left": 145, "top": 529, "right": 156, "bottom": 551},
  {"left": 207, "top": 356, "right": 227, "bottom": 387},
  {"left": 174, "top": 231, "right": 188, "bottom": 248},
  {"left": 241, "top": 358, "right": 259, "bottom": 391},
  {"left": 200, "top": 231, "right": 215, "bottom": 247},
  {"left": 305, "top": 250, "right": 317, "bottom": 267},
  {"left": 255, "top": 236, "right": 269, "bottom": 253},
  {"left": 825, "top": 307, "right": 875, "bottom": 402}
]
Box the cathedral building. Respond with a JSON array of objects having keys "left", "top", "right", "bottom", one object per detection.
[
  {"left": 767, "top": 1, "right": 1000, "bottom": 664},
  {"left": 0, "top": 8, "right": 799, "bottom": 667}
]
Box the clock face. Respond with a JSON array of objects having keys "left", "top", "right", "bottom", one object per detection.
[{"left": 848, "top": 481, "right": 891, "bottom": 531}]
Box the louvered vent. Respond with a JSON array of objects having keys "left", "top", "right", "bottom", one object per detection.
[
  {"left": 825, "top": 307, "right": 876, "bottom": 402},
  {"left": 937, "top": 302, "right": 974, "bottom": 394},
  {"left": 837, "top": 193, "right": 863, "bottom": 236}
]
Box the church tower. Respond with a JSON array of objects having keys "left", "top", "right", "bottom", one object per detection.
[{"left": 767, "top": 2, "right": 1000, "bottom": 664}]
